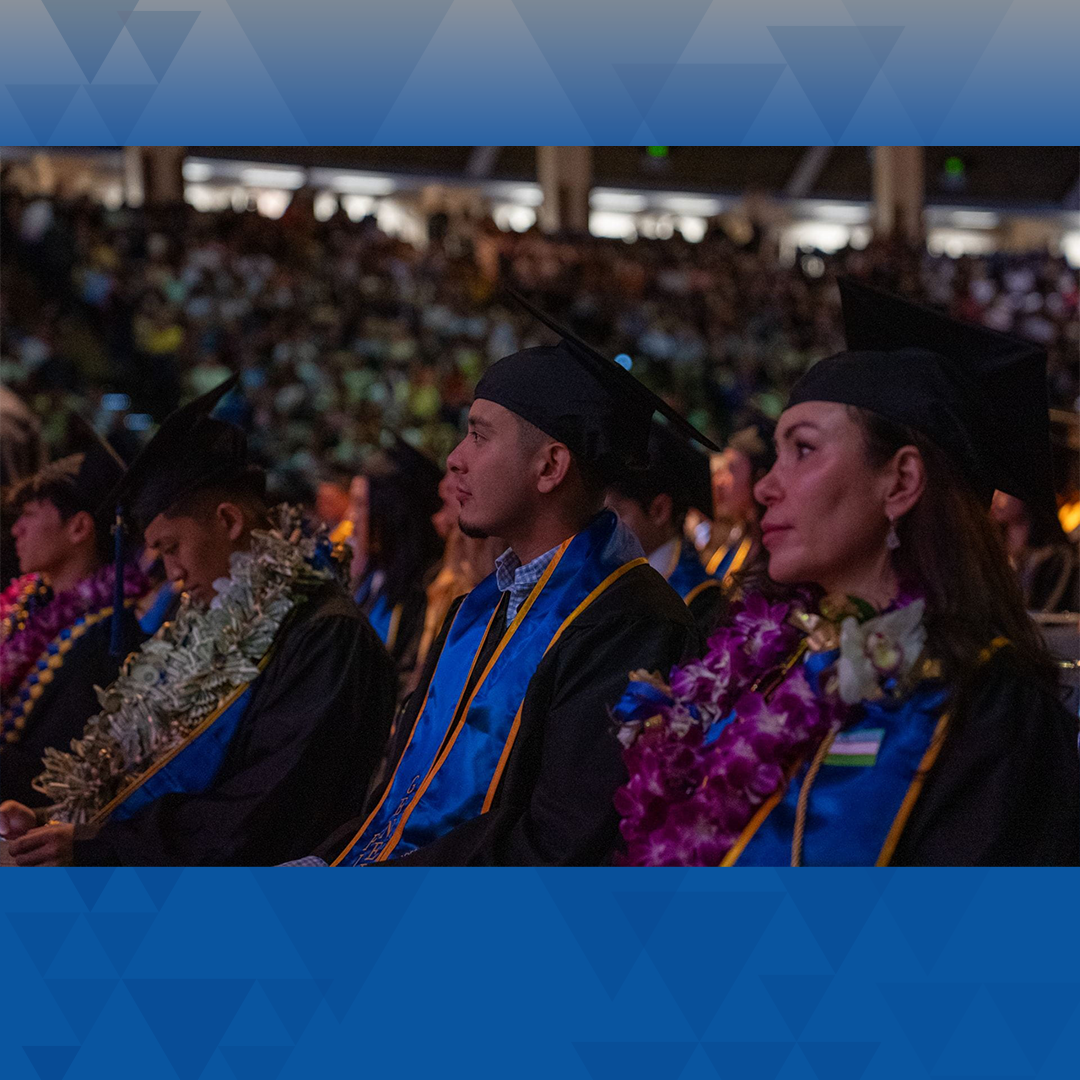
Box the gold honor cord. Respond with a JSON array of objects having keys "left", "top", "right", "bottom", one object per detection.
[
  {"left": 88, "top": 646, "right": 278, "bottom": 827},
  {"left": 480, "top": 556, "right": 648, "bottom": 814}
]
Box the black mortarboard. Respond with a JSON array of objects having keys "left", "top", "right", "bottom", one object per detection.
[
  {"left": 105, "top": 375, "right": 244, "bottom": 654},
  {"left": 789, "top": 278, "right": 1055, "bottom": 513},
  {"left": 610, "top": 418, "right": 714, "bottom": 518},
  {"left": 365, "top": 434, "right": 444, "bottom": 518},
  {"left": 109, "top": 375, "right": 246, "bottom": 534},
  {"left": 475, "top": 291, "right": 718, "bottom": 479},
  {"left": 50, "top": 413, "right": 127, "bottom": 517}
]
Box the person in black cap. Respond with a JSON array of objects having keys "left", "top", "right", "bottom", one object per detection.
[
  {"left": 347, "top": 436, "right": 446, "bottom": 692},
  {"left": 1, "top": 377, "right": 397, "bottom": 866},
  {"left": 310, "top": 293, "right": 710, "bottom": 867},
  {"left": 0, "top": 417, "right": 152, "bottom": 807},
  {"left": 615, "top": 279, "right": 1078, "bottom": 867},
  {"left": 605, "top": 419, "right": 723, "bottom": 634}
]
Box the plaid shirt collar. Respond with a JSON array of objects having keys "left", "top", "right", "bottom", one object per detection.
[{"left": 494, "top": 543, "right": 561, "bottom": 623}]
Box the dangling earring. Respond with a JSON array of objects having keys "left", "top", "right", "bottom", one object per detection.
[{"left": 885, "top": 516, "right": 900, "bottom": 551}]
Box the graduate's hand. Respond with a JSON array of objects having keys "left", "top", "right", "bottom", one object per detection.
[
  {"left": 0, "top": 800, "right": 37, "bottom": 840},
  {"left": 9, "top": 823, "right": 75, "bottom": 866}
]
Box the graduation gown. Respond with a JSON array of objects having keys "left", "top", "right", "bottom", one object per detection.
[
  {"left": 316, "top": 563, "right": 696, "bottom": 867},
  {"left": 1, "top": 608, "right": 145, "bottom": 808},
  {"left": 70, "top": 587, "right": 397, "bottom": 866},
  {"left": 892, "top": 644, "right": 1079, "bottom": 866},
  {"left": 727, "top": 643, "right": 1079, "bottom": 867}
]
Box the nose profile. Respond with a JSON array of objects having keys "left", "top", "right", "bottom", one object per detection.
[
  {"left": 754, "top": 467, "right": 780, "bottom": 507},
  {"left": 446, "top": 440, "right": 465, "bottom": 475}
]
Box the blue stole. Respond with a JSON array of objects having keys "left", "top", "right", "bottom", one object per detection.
[
  {"left": 355, "top": 576, "right": 400, "bottom": 651},
  {"left": 111, "top": 685, "right": 254, "bottom": 821},
  {"left": 336, "top": 511, "right": 644, "bottom": 865},
  {"left": 138, "top": 583, "right": 176, "bottom": 635},
  {"left": 731, "top": 650, "right": 949, "bottom": 866},
  {"left": 666, "top": 539, "right": 718, "bottom": 605}
]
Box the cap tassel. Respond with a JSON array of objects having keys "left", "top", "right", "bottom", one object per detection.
[{"left": 110, "top": 503, "right": 124, "bottom": 657}]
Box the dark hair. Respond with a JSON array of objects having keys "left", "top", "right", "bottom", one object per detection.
[
  {"left": 161, "top": 467, "right": 269, "bottom": 529},
  {"left": 607, "top": 471, "right": 689, "bottom": 529},
  {"left": 367, "top": 474, "right": 443, "bottom": 607},
  {"left": 852, "top": 406, "right": 1055, "bottom": 689},
  {"left": 8, "top": 454, "right": 113, "bottom": 562},
  {"left": 8, "top": 454, "right": 86, "bottom": 520}
]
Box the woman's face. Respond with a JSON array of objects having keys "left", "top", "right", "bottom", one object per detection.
[{"left": 753, "top": 401, "right": 895, "bottom": 593}]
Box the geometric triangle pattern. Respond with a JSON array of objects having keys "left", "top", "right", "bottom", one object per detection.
[
  {"left": 44, "top": 980, "right": 118, "bottom": 1041},
  {"left": 259, "top": 980, "right": 324, "bottom": 1043},
  {"left": 767, "top": 27, "right": 901, "bottom": 141},
  {"left": 877, "top": 981, "right": 979, "bottom": 1071},
  {"left": 798, "top": 1042, "right": 879, "bottom": 1080},
  {"left": 537, "top": 871, "right": 650, "bottom": 1000},
  {"left": 984, "top": 982, "right": 1080, "bottom": 1071},
  {"left": 699, "top": 1041, "right": 794, "bottom": 1080},
  {"left": 759, "top": 973, "right": 833, "bottom": 1039},
  {"left": 218, "top": 1046, "right": 292, "bottom": 1080},
  {"left": 64, "top": 868, "right": 115, "bottom": 912},
  {"left": 4, "top": 84, "right": 79, "bottom": 144},
  {"left": 83, "top": 83, "right": 156, "bottom": 143},
  {"left": 40, "top": 0, "right": 127, "bottom": 81},
  {"left": 133, "top": 869, "right": 184, "bottom": 912},
  {"left": 3, "top": 870, "right": 1080, "bottom": 1080},
  {"left": 644, "top": 893, "right": 785, "bottom": 1037},
  {"left": 124, "top": 979, "right": 254, "bottom": 1080},
  {"left": 124, "top": 12, "right": 200, "bottom": 81},
  {"left": 20, "top": 1046, "right": 80, "bottom": 1080},
  {"left": 782, "top": 870, "right": 890, "bottom": 971},
  {"left": 573, "top": 1041, "right": 697, "bottom": 1080},
  {"left": 841, "top": 0, "right": 1015, "bottom": 140},
  {"left": 86, "top": 913, "right": 158, "bottom": 975},
  {"left": 881, "top": 869, "right": 987, "bottom": 972},
  {"left": 612, "top": 64, "right": 676, "bottom": 120},
  {"left": 7, "top": 913, "right": 80, "bottom": 976}
]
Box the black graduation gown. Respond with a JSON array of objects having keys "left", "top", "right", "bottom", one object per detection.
[
  {"left": 1, "top": 608, "right": 145, "bottom": 808},
  {"left": 315, "top": 563, "right": 697, "bottom": 867},
  {"left": 893, "top": 644, "right": 1079, "bottom": 866},
  {"left": 70, "top": 587, "right": 397, "bottom": 866},
  {"left": 686, "top": 580, "right": 727, "bottom": 639}
]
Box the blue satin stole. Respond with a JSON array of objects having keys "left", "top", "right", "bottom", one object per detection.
[
  {"left": 339, "top": 510, "right": 640, "bottom": 865},
  {"left": 733, "top": 650, "right": 949, "bottom": 866},
  {"left": 111, "top": 685, "right": 254, "bottom": 821},
  {"left": 666, "top": 538, "right": 716, "bottom": 602},
  {"left": 138, "top": 582, "right": 176, "bottom": 635},
  {"left": 365, "top": 593, "right": 395, "bottom": 646}
]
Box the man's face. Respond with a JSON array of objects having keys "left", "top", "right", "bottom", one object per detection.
[
  {"left": 11, "top": 499, "right": 76, "bottom": 576},
  {"left": 445, "top": 399, "right": 539, "bottom": 541},
  {"left": 143, "top": 510, "right": 239, "bottom": 606}
]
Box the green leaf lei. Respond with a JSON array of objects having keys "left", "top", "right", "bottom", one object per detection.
[{"left": 33, "top": 506, "right": 348, "bottom": 824}]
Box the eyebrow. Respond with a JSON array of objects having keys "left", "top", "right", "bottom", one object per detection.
[
  {"left": 468, "top": 415, "right": 494, "bottom": 433},
  {"left": 775, "top": 420, "right": 821, "bottom": 446}
]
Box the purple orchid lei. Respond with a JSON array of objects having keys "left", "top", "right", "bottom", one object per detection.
[
  {"left": 0, "top": 563, "right": 149, "bottom": 701},
  {"left": 613, "top": 590, "right": 853, "bottom": 867}
]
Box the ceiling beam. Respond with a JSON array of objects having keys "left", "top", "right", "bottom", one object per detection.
[{"left": 784, "top": 146, "right": 833, "bottom": 199}]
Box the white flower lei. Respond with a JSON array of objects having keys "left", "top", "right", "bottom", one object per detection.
[{"left": 34, "top": 506, "right": 348, "bottom": 824}]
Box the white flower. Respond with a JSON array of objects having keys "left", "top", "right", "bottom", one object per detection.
[{"left": 836, "top": 599, "right": 926, "bottom": 705}]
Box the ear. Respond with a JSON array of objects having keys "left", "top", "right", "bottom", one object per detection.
[
  {"left": 215, "top": 501, "right": 247, "bottom": 543},
  {"left": 63, "top": 509, "right": 97, "bottom": 548},
  {"left": 646, "top": 492, "right": 674, "bottom": 528},
  {"left": 882, "top": 445, "right": 926, "bottom": 522},
  {"left": 535, "top": 442, "right": 573, "bottom": 495}
]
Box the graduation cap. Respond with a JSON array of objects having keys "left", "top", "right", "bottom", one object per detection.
[
  {"left": 365, "top": 434, "right": 444, "bottom": 519},
  {"left": 67, "top": 413, "right": 127, "bottom": 512},
  {"left": 105, "top": 375, "right": 244, "bottom": 653},
  {"left": 789, "top": 278, "right": 1055, "bottom": 514},
  {"left": 475, "top": 290, "right": 718, "bottom": 480},
  {"left": 610, "top": 418, "right": 714, "bottom": 519},
  {"left": 108, "top": 374, "right": 246, "bottom": 535}
]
